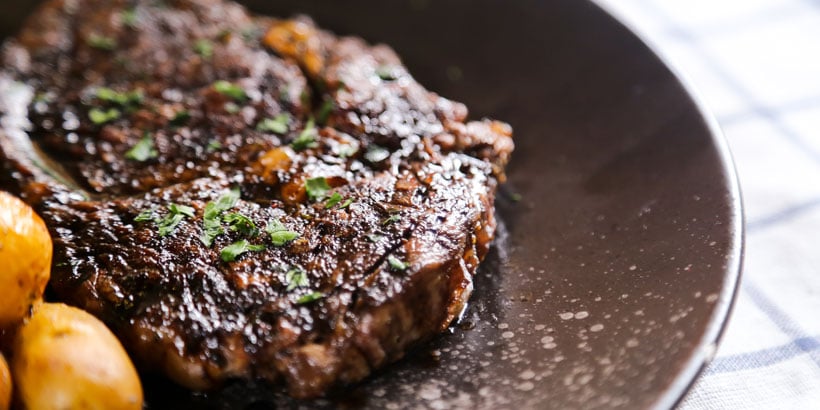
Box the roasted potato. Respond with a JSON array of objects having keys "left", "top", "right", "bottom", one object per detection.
[
  {"left": 0, "top": 353, "right": 10, "bottom": 410},
  {"left": 12, "top": 303, "right": 143, "bottom": 410},
  {"left": 0, "top": 191, "right": 51, "bottom": 328}
]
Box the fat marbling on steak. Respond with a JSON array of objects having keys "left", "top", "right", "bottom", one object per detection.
[{"left": 0, "top": 0, "right": 513, "bottom": 398}]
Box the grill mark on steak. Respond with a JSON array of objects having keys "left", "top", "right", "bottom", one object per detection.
[{"left": 0, "top": 0, "right": 513, "bottom": 399}]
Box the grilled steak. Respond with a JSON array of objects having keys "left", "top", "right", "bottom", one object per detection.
[{"left": 0, "top": 0, "right": 513, "bottom": 399}]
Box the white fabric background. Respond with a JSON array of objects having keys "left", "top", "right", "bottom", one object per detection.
[{"left": 594, "top": 0, "right": 820, "bottom": 408}]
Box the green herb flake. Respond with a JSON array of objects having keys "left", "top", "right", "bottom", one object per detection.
[
  {"left": 95, "top": 87, "right": 120, "bottom": 103},
  {"left": 87, "top": 34, "right": 117, "bottom": 51},
  {"left": 220, "top": 239, "right": 265, "bottom": 262},
  {"left": 366, "top": 233, "right": 383, "bottom": 243},
  {"left": 266, "top": 218, "right": 299, "bottom": 246},
  {"left": 304, "top": 176, "right": 331, "bottom": 201},
  {"left": 278, "top": 86, "right": 291, "bottom": 102},
  {"left": 213, "top": 80, "right": 247, "bottom": 101},
  {"left": 256, "top": 113, "right": 290, "bottom": 134},
  {"left": 381, "top": 214, "right": 401, "bottom": 225},
  {"left": 201, "top": 216, "right": 225, "bottom": 247},
  {"left": 291, "top": 118, "right": 318, "bottom": 151},
  {"left": 134, "top": 209, "right": 155, "bottom": 222},
  {"left": 296, "top": 291, "right": 324, "bottom": 305},
  {"left": 376, "top": 65, "right": 397, "bottom": 81},
  {"left": 339, "top": 198, "right": 354, "bottom": 209},
  {"left": 316, "top": 98, "right": 334, "bottom": 124},
  {"left": 169, "top": 203, "right": 195, "bottom": 217},
  {"left": 510, "top": 193, "right": 522, "bottom": 202},
  {"left": 241, "top": 26, "right": 260, "bottom": 42},
  {"left": 170, "top": 110, "right": 191, "bottom": 127},
  {"left": 96, "top": 87, "right": 143, "bottom": 107},
  {"left": 200, "top": 187, "right": 241, "bottom": 247},
  {"left": 122, "top": 8, "right": 138, "bottom": 27},
  {"left": 364, "top": 145, "right": 390, "bottom": 163},
  {"left": 157, "top": 203, "right": 195, "bottom": 237},
  {"left": 324, "top": 192, "right": 343, "bottom": 209},
  {"left": 387, "top": 255, "right": 409, "bottom": 271},
  {"left": 124, "top": 134, "right": 158, "bottom": 161},
  {"left": 224, "top": 212, "right": 259, "bottom": 237},
  {"left": 194, "top": 39, "right": 214, "bottom": 58},
  {"left": 89, "top": 107, "right": 121, "bottom": 125},
  {"left": 206, "top": 140, "right": 221, "bottom": 151},
  {"left": 207, "top": 187, "right": 241, "bottom": 218},
  {"left": 285, "top": 268, "right": 309, "bottom": 291}
]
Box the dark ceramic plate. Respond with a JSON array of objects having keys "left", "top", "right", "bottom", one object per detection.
[{"left": 0, "top": 0, "right": 743, "bottom": 408}]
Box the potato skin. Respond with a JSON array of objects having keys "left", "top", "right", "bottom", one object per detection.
[
  {"left": 0, "top": 353, "right": 10, "bottom": 410},
  {"left": 0, "top": 191, "right": 51, "bottom": 328},
  {"left": 11, "top": 303, "right": 143, "bottom": 410}
]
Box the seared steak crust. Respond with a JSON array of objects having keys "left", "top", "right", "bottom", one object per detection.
[{"left": 0, "top": 0, "right": 513, "bottom": 398}]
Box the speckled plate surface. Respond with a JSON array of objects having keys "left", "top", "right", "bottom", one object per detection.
[{"left": 1, "top": 0, "right": 743, "bottom": 408}]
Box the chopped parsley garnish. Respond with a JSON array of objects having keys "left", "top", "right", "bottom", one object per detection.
[
  {"left": 387, "top": 255, "right": 409, "bottom": 271},
  {"left": 89, "top": 107, "right": 121, "bottom": 124},
  {"left": 510, "top": 193, "right": 522, "bottom": 202},
  {"left": 213, "top": 80, "right": 247, "bottom": 101},
  {"left": 366, "top": 233, "right": 383, "bottom": 243},
  {"left": 241, "top": 26, "right": 260, "bottom": 41},
  {"left": 381, "top": 214, "right": 401, "bottom": 225},
  {"left": 169, "top": 203, "right": 195, "bottom": 217},
  {"left": 224, "top": 212, "right": 259, "bottom": 237},
  {"left": 291, "top": 118, "right": 318, "bottom": 151},
  {"left": 256, "top": 113, "right": 289, "bottom": 134},
  {"left": 220, "top": 239, "right": 265, "bottom": 262},
  {"left": 96, "top": 87, "right": 143, "bottom": 107},
  {"left": 339, "top": 198, "right": 354, "bottom": 209},
  {"left": 208, "top": 188, "right": 241, "bottom": 216},
  {"left": 364, "top": 145, "right": 390, "bottom": 163},
  {"left": 87, "top": 34, "right": 117, "bottom": 50},
  {"left": 206, "top": 140, "right": 221, "bottom": 151},
  {"left": 279, "top": 86, "right": 291, "bottom": 102},
  {"left": 304, "top": 177, "right": 331, "bottom": 201},
  {"left": 122, "top": 8, "right": 138, "bottom": 27},
  {"left": 170, "top": 110, "right": 191, "bottom": 127},
  {"left": 134, "top": 209, "right": 155, "bottom": 222},
  {"left": 316, "top": 98, "right": 334, "bottom": 124},
  {"left": 193, "top": 39, "right": 214, "bottom": 58},
  {"left": 200, "top": 187, "right": 241, "bottom": 247},
  {"left": 157, "top": 203, "right": 195, "bottom": 237},
  {"left": 265, "top": 218, "right": 299, "bottom": 246},
  {"left": 324, "top": 192, "right": 343, "bottom": 209},
  {"left": 202, "top": 217, "right": 224, "bottom": 247},
  {"left": 285, "top": 268, "right": 309, "bottom": 291},
  {"left": 376, "top": 65, "right": 398, "bottom": 81},
  {"left": 296, "top": 291, "right": 324, "bottom": 304},
  {"left": 124, "top": 134, "right": 158, "bottom": 161}
]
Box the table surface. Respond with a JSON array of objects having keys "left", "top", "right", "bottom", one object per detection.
[{"left": 595, "top": 0, "right": 820, "bottom": 408}]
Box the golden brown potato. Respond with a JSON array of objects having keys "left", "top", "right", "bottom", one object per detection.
[
  {"left": 0, "top": 353, "right": 10, "bottom": 410},
  {"left": 0, "top": 191, "right": 51, "bottom": 328},
  {"left": 12, "top": 303, "right": 143, "bottom": 410}
]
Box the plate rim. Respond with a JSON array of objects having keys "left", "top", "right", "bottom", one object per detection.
[{"left": 590, "top": 1, "right": 745, "bottom": 408}]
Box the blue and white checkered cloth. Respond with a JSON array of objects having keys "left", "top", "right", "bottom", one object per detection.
[{"left": 595, "top": 0, "right": 820, "bottom": 408}]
